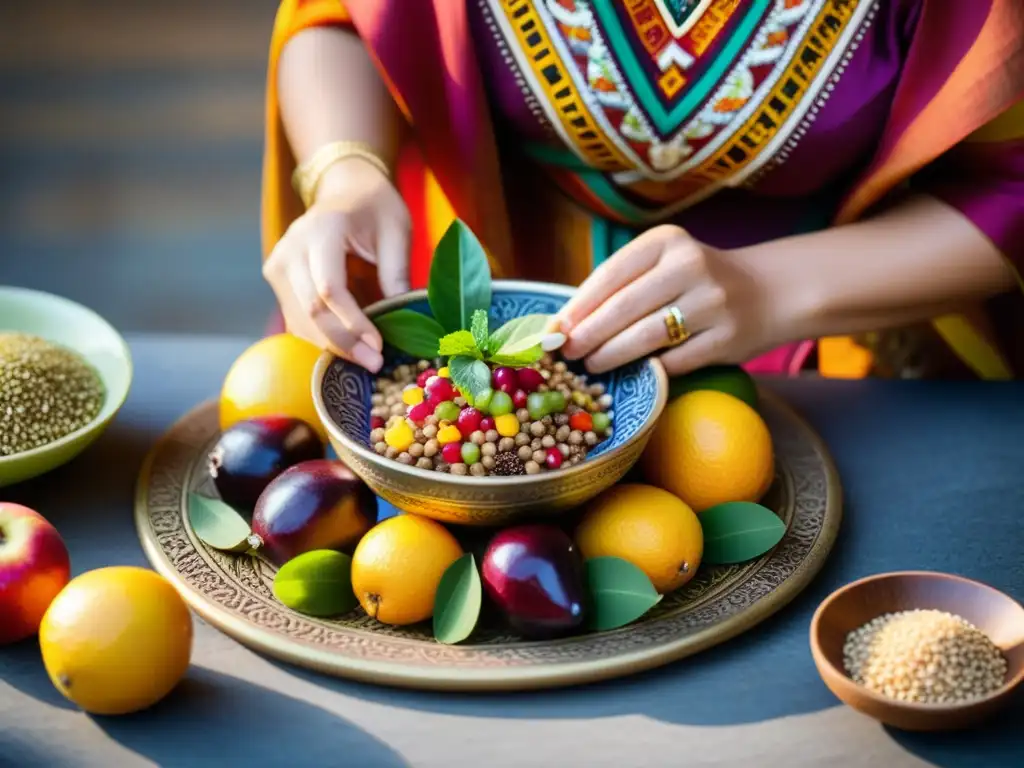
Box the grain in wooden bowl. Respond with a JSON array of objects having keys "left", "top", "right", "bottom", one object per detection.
[{"left": 810, "top": 571, "right": 1024, "bottom": 731}]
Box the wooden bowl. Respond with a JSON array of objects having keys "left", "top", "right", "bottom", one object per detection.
[
  {"left": 311, "top": 280, "right": 669, "bottom": 526},
  {"left": 810, "top": 571, "right": 1024, "bottom": 731}
]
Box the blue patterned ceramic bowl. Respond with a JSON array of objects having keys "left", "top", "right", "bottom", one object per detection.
[{"left": 312, "top": 281, "right": 669, "bottom": 526}]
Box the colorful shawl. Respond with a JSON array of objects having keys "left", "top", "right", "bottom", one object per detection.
[{"left": 261, "top": 0, "right": 1024, "bottom": 379}]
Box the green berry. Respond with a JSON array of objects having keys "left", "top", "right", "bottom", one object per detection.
[
  {"left": 489, "top": 390, "right": 514, "bottom": 417},
  {"left": 434, "top": 401, "right": 461, "bottom": 422},
  {"left": 473, "top": 387, "right": 494, "bottom": 414},
  {"left": 544, "top": 390, "right": 566, "bottom": 414},
  {"left": 591, "top": 411, "right": 611, "bottom": 434},
  {"left": 526, "top": 392, "right": 548, "bottom": 421},
  {"left": 461, "top": 442, "right": 481, "bottom": 465}
]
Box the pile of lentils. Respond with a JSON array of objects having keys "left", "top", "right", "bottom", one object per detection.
[
  {"left": 0, "top": 333, "right": 105, "bottom": 457},
  {"left": 369, "top": 354, "right": 613, "bottom": 476},
  {"left": 843, "top": 609, "right": 1008, "bottom": 704}
]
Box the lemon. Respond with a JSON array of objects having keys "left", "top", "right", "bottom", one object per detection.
[
  {"left": 39, "top": 567, "right": 193, "bottom": 715},
  {"left": 575, "top": 484, "right": 703, "bottom": 593},
  {"left": 641, "top": 390, "right": 774, "bottom": 513},
  {"left": 219, "top": 333, "right": 327, "bottom": 442}
]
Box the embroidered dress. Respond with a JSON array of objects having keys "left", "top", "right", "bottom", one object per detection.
[{"left": 261, "top": 0, "right": 1024, "bottom": 379}]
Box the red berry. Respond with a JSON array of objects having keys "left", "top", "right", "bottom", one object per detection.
[
  {"left": 416, "top": 368, "right": 437, "bottom": 388},
  {"left": 545, "top": 447, "right": 563, "bottom": 470},
  {"left": 512, "top": 389, "right": 528, "bottom": 409},
  {"left": 492, "top": 366, "right": 518, "bottom": 394},
  {"left": 441, "top": 442, "right": 463, "bottom": 464},
  {"left": 370, "top": 416, "right": 386, "bottom": 430},
  {"left": 425, "top": 376, "right": 456, "bottom": 403},
  {"left": 456, "top": 407, "right": 483, "bottom": 438},
  {"left": 517, "top": 367, "right": 544, "bottom": 393},
  {"left": 479, "top": 416, "right": 495, "bottom": 433},
  {"left": 570, "top": 412, "right": 593, "bottom": 433},
  {"left": 407, "top": 401, "right": 435, "bottom": 424}
]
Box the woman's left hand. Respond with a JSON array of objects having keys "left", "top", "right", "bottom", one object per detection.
[{"left": 556, "top": 225, "right": 790, "bottom": 376}]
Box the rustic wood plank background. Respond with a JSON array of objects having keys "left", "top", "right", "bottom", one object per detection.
[{"left": 0, "top": 0, "right": 281, "bottom": 334}]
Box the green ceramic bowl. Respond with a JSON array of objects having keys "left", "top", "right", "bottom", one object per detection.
[{"left": 0, "top": 287, "right": 133, "bottom": 487}]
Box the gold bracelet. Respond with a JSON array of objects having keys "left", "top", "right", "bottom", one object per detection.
[{"left": 291, "top": 141, "right": 391, "bottom": 208}]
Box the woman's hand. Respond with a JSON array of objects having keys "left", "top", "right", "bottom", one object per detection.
[
  {"left": 262, "top": 159, "right": 411, "bottom": 373},
  {"left": 556, "top": 225, "right": 791, "bottom": 376}
]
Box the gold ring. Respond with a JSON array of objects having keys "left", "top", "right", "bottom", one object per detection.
[{"left": 664, "top": 305, "right": 690, "bottom": 346}]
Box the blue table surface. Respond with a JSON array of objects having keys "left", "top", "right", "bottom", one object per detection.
[{"left": 1, "top": 334, "right": 1022, "bottom": 768}]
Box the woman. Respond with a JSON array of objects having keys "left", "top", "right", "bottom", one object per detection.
[{"left": 261, "top": 0, "right": 1023, "bottom": 380}]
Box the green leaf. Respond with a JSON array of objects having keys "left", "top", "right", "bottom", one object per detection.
[
  {"left": 373, "top": 309, "right": 445, "bottom": 359},
  {"left": 699, "top": 502, "right": 787, "bottom": 565},
  {"left": 437, "top": 330, "right": 482, "bottom": 359},
  {"left": 433, "top": 553, "right": 482, "bottom": 644},
  {"left": 470, "top": 310, "right": 490, "bottom": 352},
  {"left": 448, "top": 355, "right": 492, "bottom": 399},
  {"left": 427, "top": 219, "right": 492, "bottom": 333},
  {"left": 273, "top": 550, "right": 358, "bottom": 617},
  {"left": 584, "top": 556, "right": 663, "bottom": 631},
  {"left": 188, "top": 493, "right": 252, "bottom": 552},
  {"left": 487, "top": 314, "right": 553, "bottom": 355},
  {"left": 488, "top": 345, "right": 544, "bottom": 368}
]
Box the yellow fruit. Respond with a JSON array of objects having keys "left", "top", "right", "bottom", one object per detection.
[
  {"left": 437, "top": 424, "right": 462, "bottom": 445},
  {"left": 438, "top": 367, "right": 450, "bottom": 378},
  {"left": 641, "top": 390, "right": 774, "bottom": 513},
  {"left": 351, "top": 514, "right": 463, "bottom": 626},
  {"left": 385, "top": 420, "right": 415, "bottom": 451},
  {"left": 219, "top": 333, "right": 327, "bottom": 442},
  {"left": 39, "top": 567, "right": 193, "bottom": 716},
  {"left": 402, "top": 386, "right": 424, "bottom": 406},
  {"left": 495, "top": 413, "right": 520, "bottom": 438},
  {"left": 575, "top": 484, "right": 703, "bottom": 593}
]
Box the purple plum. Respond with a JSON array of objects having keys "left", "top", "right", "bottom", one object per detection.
[
  {"left": 481, "top": 524, "right": 587, "bottom": 639},
  {"left": 208, "top": 416, "right": 324, "bottom": 512},
  {"left": 250, "top": 459, "right": 374, "bottom": 566}
]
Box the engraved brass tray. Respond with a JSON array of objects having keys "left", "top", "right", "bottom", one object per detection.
[{"left": 134, "top": 389, "right": 841, "bottom": 692}]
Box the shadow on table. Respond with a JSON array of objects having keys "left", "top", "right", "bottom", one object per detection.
[
  {"left": 0, "top": 638, "right": 78, "bottom": 711},
  {"left": 92, "top": 666, "right": 409, "bottom": 767},
  {"left": 883, "top": 698, "right": 1024, "bottom": 768}
]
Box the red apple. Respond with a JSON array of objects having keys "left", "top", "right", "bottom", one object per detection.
[{"left": 0, "top": 503, "right": 72, "bottom": 645}]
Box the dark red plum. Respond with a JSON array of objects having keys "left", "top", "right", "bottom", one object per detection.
[
  {"left": 250, "top": 459, "right": 374, "bottom": 566},
  {"left": 481, "top": 524, "right": 587, "bottom": 639},
  {"left": 208, "top": 416, "right": 324, "bottom": 512}
]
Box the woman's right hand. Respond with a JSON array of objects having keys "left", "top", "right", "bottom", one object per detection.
[{"left": 262, "top": 159, "right": 411, "bottom": 373}]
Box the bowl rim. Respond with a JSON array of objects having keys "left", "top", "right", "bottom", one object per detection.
[
  {"left": 0, "top": 286, "right": 134, "bottom": 465},
  {"left": 311, "top": 279, "right": 670, "bottom": 487},
  {"left": 809, "top": 569, "right": 1024, "bottom": 712}
]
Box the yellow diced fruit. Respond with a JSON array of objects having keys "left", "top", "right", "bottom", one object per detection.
[
  {"left": 438, "top": 367, "right": 450, "bottom": 378},
  {"left": 402, "top": 386, "right": 424, "bottom": 406},
  {"left": 495, "top": 413, "right": 520, "bottom": 438},
  {"left": 384, "top": 421, "right": 415, "bottom": 452},
  {"left": 437, "top": 425, "right": 462, "bottom": 445}
]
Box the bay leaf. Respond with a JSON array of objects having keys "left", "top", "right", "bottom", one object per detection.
[
  {"left": 433, "top": 553, "right": 483, "bottom": 645},
  {"left": 427, "top": 219, "right": 492, "bottom": 333},
  {"left": 584, "top": 556, "right": 663, "bottom": 632},
  {"left": 699, "top": 501, "right": 787, "bottom": 565},
  {"left": 487, "top": 314, "right": 554, "bottom": 355},
  {"left": 272, "top": 550, "right": 358, "bottom": 617},
  {"left": 374, "top": 309, "right": 446, "bottom": 360},
  {"left": 470, "top": 309, "right": 490, "bottom": 352},
  {"left": 487, "top": 345, "right": 544, "bottom": 368},
  {"left": 448, "top": 355, "right": 492, "bottom": 399},
  {"left": 188, "top": 493, "right": 252, "bottom": 553},
  {"left": 438, "top": 330, "right": 482, "bottom": 359}
]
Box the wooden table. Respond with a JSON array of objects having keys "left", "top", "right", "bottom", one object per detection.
[{"left": 2, "top": 334, "right": 1022, "bottom": 768}]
